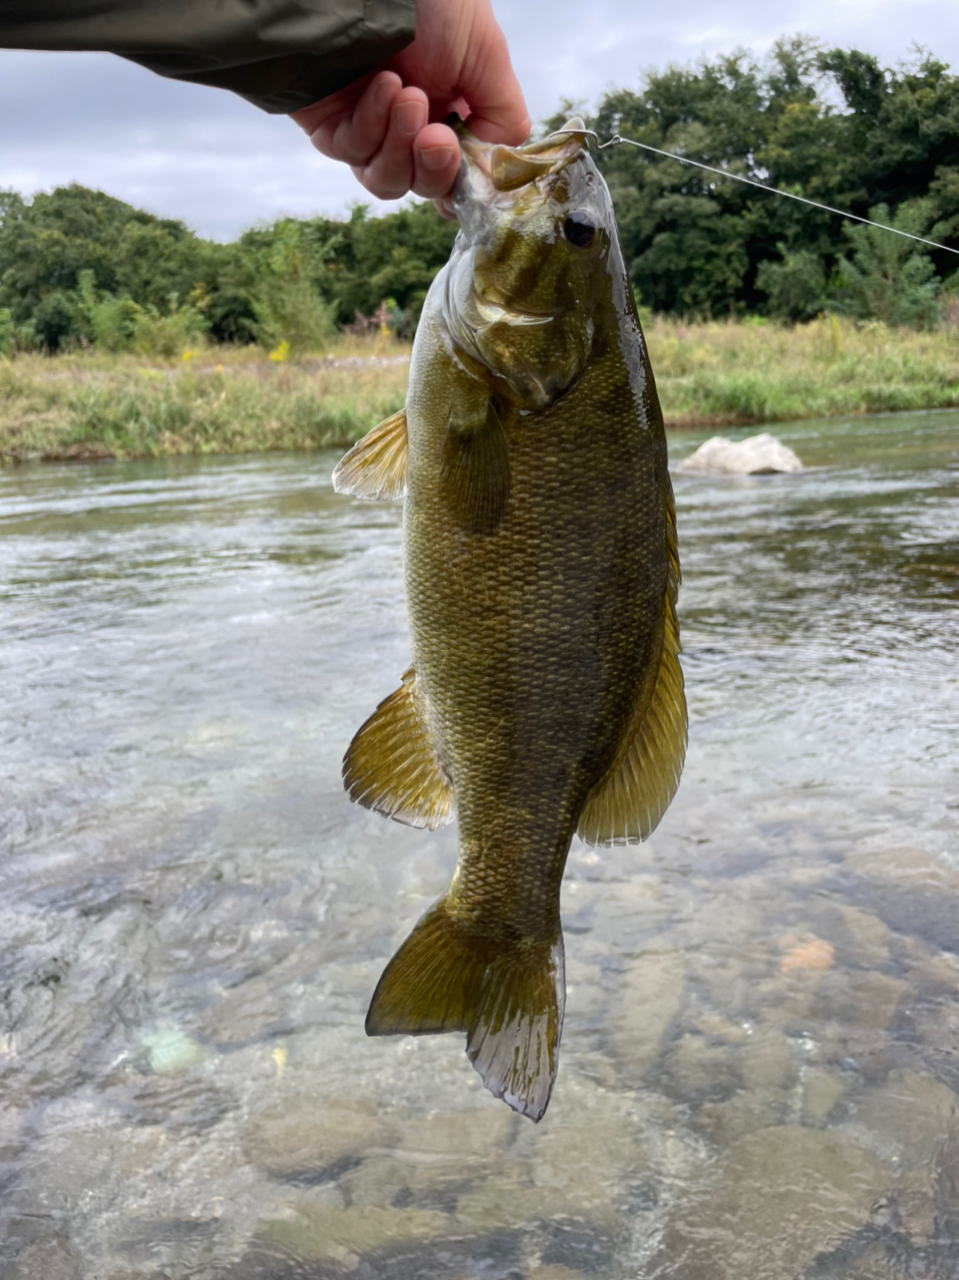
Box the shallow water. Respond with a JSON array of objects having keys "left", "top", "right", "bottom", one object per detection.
[{"left": 1, "top": 410, "right": 957, "bottom": 1280}]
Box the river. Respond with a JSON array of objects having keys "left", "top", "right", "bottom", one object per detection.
[{"left": 1, "top": 410, "right": 958, "bottom": 1279}]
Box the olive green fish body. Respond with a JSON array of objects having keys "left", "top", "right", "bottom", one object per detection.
[
  {"left": 334, "top": 121, "right": 686, "bottom": 1120},
  {"left": 406, "top": 319, "right": 669, "bottom": 934}
]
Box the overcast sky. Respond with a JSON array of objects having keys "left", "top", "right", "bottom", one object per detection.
[{"left": 1, "top": 0, "right": 957, "bottom": 240}]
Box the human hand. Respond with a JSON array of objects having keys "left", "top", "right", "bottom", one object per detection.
[{"left": 290, "top": 0, "right": 530, "bottom": 213}]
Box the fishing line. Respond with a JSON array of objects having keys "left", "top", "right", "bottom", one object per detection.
[{"left": 546, "top": 128, "right": 959, "bottom": 256}]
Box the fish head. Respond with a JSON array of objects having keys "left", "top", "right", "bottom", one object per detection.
[{"left": 443, "top": 118, "right": 619, "bottom": 410}]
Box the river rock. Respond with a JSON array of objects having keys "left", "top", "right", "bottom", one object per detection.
[
  {"left": 838, "top": 904, "right": 895, "bottom": 969},
  {"left": 814, "top": 967, "right": 909, "bottom": 1034},
  {"left": 741, "top": 1029, "right": 794, "bottom": 1093},
  {"left": 454, "top": 1071, "right": 653, "bottom": 1234},
  {"left": 197, "top": 972, "right": 298, "bottom": 1046},
  {"left": 697, "top": 1086, "right": 788, "bottom": 1147},
  {"left": 244, "top": 1094, "right": 394, "bottom": 1179},
  {"left": 342, "top": 1103, "right": 518, "bottom": 1213},
  {"left": 2, "top": 1239, "right": 83, "bottom": 1280},
  {"left": 607, "top": 949, "right": 686, "bottom": 1081},
  {"left": 649, "top": 1125, "right": 890, "bottom": 1278},
  {"left": 845, "top": 845, "right": 959, "bottom": 953},
  {"left": 841, "top": 1069, "right": 959, "bottom": 1173},
  {"left": 661, "top": 1031, "right": 741, "bottom": 1103},
  {"left": 799, "top": 1067, "right": 847, "bottom": 1126},
  {"left": 676, "top": 432, "right": 803, "bottom": 475},
  {"left": 251, "top": 1203, "right": 452, "bottom": 1271}
]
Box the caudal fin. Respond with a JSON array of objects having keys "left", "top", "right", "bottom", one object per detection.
[{"left": 366, "top": 899, "right": 565, "bottom": 1122}]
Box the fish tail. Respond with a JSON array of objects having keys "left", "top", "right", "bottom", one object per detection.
[{"left": 366, "top": 898, "right": 565, "bottom": 1122}]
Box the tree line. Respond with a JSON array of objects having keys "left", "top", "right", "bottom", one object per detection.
[{"left": 1, "top": 37, "right": 957, "bottom": 355}]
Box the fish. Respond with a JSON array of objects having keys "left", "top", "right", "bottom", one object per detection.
[{"left": 332, "top": 117, "right": 686, "bottom": 1122}]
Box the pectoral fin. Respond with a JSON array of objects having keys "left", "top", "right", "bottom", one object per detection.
[
  {"left": 439, "top": 399, "right": 510, "bottom": 535},
  {"left": 332, "top": 408, "right": 407, "bottom": 500},
  {"left": 343, "top": 668, "right": 453, "bottom": 829},
  {"left": 577, "top": 491, "right": 687, "bottom": 845}
]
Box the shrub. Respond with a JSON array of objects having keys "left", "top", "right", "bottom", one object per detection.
[
  {"left": 131, "top": 293, "right": 209, "bottom": 358},
  {"left": 756, "top": 248, "right": 827, "bottom": 321},
  {"left": 829, "top": 201, "right": 942, "bottom": 328}
]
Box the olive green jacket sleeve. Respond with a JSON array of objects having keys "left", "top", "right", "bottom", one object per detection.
[{"left": 0, "top": 1, "right": 416, "bottom": 113}]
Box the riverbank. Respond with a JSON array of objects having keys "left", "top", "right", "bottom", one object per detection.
[{"left": 2, "top": 316, "right": 958, "bottom": 462}]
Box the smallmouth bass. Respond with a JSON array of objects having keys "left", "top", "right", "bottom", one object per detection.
[{"left": 333, "top": 119, "right": 686, "bottom": 1121}]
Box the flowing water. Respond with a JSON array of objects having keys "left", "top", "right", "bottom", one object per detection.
[{"left": 1, "top": 410, "right": 958, "bottom": 1280}]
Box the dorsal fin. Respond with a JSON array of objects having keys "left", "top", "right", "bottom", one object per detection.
[
  {"left": 343, "top": 667, "right": 453, "bottom": 830},
  {"left": 332, "top": 408, "right": 407, "bottom": 500},
  {"left": 577, "top": 489, "right": 686, "bottom": 845}
]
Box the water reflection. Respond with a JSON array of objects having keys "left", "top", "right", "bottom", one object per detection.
[{"left": 1, "top": 412, "right": 958, "bottom": 1278}]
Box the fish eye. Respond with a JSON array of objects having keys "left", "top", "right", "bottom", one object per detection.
[{"left": 563, "top": 211, "right": 596, "bottom": 248}]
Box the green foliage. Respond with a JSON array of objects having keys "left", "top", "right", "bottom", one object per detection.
[
  {"left": 756, "top": 247, "right": 827, "bottom": 320},
  {"left": 830, "top": 201, "right": 941, "bottom": 327},
  {"left": 4, "top": 320, "right": 957, "bottom": 464},
  {"left": 587, "top": 39, "right": 958, "bottom": 321},
  {"left": 240, "top": 217, "right": 337, "bottom": 352},
  {"left": 316, "top": 203, "right": 457, "bottom": 330},
  {"left": 130, "top": 294, "right": 210, "bottom": 358},
  {"left": 74, "top": 269, "right": 138, "bottom": 351},
  {"left": 2, "top": 38, "right": 959, "bottom": 349},
  {"left": 0, "top": 306, "right": 13, "bottom": 355},
  {"left": 0, "top": 345, "right": 410, "bottom": 460},
  {"left": 0, "top": 181, "right": 458, "bottom": 354}
]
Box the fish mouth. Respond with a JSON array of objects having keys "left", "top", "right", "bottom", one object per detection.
[
  {"left": 459, "top": 117, "right": 589, "bottom": 192},
  {"left": 450, "top": 116, "right": 590, "bottom": 223}
]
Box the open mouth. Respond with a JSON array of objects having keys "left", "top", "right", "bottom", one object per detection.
[{"left": 455, "top": 118, "right": 589, "bottom": 194}]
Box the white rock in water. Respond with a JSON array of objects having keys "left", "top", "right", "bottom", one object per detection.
[{"left": 677, "top": 432, "right": 803, "bottom": 475}]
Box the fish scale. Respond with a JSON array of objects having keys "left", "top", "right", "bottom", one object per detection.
[{"left": 333, "top": 118, "right": 687, "bottom": 1120}]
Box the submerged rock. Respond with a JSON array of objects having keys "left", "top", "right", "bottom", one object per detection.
[
  {"left": 677, "top": 432, "right": 803, "bottom": 475},
  {"left": 244, "top": 1094, "right": 393, "bottom": 1179},
  {"left": 607, "top": 949, "right": 686, "bottom": 1081},
  {"left": 649, "top": 1125, "right": 889, "bottom": 1278}
]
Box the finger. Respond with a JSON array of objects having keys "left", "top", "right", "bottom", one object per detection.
[
  {"left": 290, "top": 71, "right": 401, "bottom": 164},
  {"left": 432, "top": 194, "right": 458, "bottom": 221},
  {"left": 330, "top": 70, "right": 401, "bottom": 166},
  {"left": 289, "top": 79, "right": 367, "bottom": 155},
  {"left": 352, "top": 88, "right": 427, "bottom": 200},
  {"left": 412, "top": 122, "right": 460, "bottom": 200}
]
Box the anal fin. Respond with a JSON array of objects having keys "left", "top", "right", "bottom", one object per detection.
[
  {"left": 332, "top": 408, "right": 407, "bottom": 500},
  {"left": 577, "top": 489, "right": 687, "bottom": 845},
  {"left": 343, "top": 667, "right": 453, "bottom": 829}
]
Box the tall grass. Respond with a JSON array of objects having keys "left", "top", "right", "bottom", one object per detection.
[
  {"left": 645, "top": 315, "right": 959, "bottom": 425},
  {"left": 0, "top": 341, "right": 408, "bottom": 462},
  {"left": 2, "top": 318, "right": 957, "bottom": 463}
]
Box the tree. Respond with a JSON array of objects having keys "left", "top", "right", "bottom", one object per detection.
[{"left": 830, "top": 201, "right": 941, "bottom": 327}]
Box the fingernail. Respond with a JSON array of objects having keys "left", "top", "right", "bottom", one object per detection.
[
  {"left": 421, "top": 145, "right": 455, "bottom": 172},
  {"left": 395, "top": 100, "right": 425, "bottom": 136}
]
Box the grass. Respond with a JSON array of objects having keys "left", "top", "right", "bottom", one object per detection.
[
  {"left": 2, "top": 317, "right": 958, "bottom": 464},
  {"left": 0, "top": 339, "right": 409, "bottom": 463},
  {"left": 646, "top": 314, "right": 959, "bottom": 427}
]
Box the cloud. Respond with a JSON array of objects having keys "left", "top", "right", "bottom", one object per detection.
[
  {"left": 0, "top": 0, "right": 956, "bottom": 239},
  {"left": 0, "top": 50, "right": 394, "bottom": 239}
]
